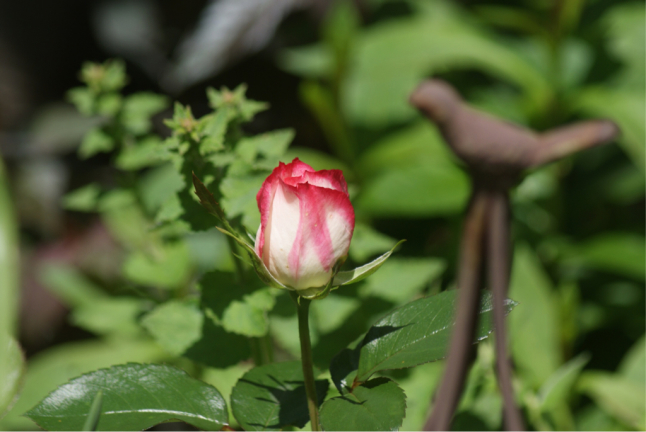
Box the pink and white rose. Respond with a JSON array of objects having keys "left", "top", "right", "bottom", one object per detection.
[{"left": 254, "top": 158, "right": 355, "bottom": 291}]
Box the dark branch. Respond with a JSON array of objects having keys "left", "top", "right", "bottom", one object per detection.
[
  {"left": 424, "top": 189, "right": 490, "bottom": 431},
  {"left": 487, "top": 191, "right": 525, "bottom": 431}
]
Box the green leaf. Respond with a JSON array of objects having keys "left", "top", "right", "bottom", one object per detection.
[
  {"left": 508, "top": 245, "right": 561, "bottom": 388},
  {"left": 358, "top": 122, "right": 455, "bottom": 178},
  {"left": 343, "top": 3, "right": 550, "bottom": 127},
  {"left": 358, "top": 257, "right": 446, "bottom": 304},
  {"left": 539, "top": 353, "right": 590, "bottom": 412},
  {"left": 115, "top": 136, "right": 164, "bottom": 170},
  {"left": 235, "top": 129, "right": 294, "bottom": 166},
  {"left": 355, "top": 124, "right": 469, "bottom": 218},
  {"left": 574, "top": 87, "right": 645, "bottom": 172},
  {"left": 182, "top": 318, "right": 252, "bottom": 369},
  {"left": 192, "top": 172, "right": 228, "bottom": 223},
  {"left": 138, "top": 163, "right": 185, "bottom": 215},
  {"left": 578, "top": 371, "right": 645, "bottom": 430},
  {"left": 332, "top": 290, "right": 515, "bottom": 388},
  {"left": 38, "top": 264, "right": 106, "bottom": 308},
  {"left": 605, "top": 2, "right": 645, "bottom": 91},
  {"left": 211, "top": 226, "right": 288, "bottom": 291},
  {"left": 575, "top": 405, "right": 626, "bottom": 431},
  {"left": 563, "top": 233, "right": 645, "bottom": 282},
  {"left": 79, "top": 60, "right": 127, "bottom": 92},
  {"left": 140, "top": 300, "right": 204, "bottom": 356},
  {"left": 220, "top": 174, "right": 266, "bottom": 232},
  {"left": 230, "top": 361, "right": 329, "bottom": 431},
  {"left": 329, "top": 338, "right": 361, "bottom": 395},
  {"left": 300, "top": 81, "right": 354, "bottom": 164},
  {"left": 357, "top": 165, "right": 470, "bottom": 217},
  {"left": 67, "top": 87, "right": 95, "bottom": 116},
  {"left": 122, "top": 241, "right": 193, "bottom": 289},
  {"left": 82, "top": 390, "right": 103, "bottom": 431},
  {"left": 200, "top": 271, "right": 273, "bottom": 338},
  {"left": 207, "top": 84, "right": 268, "bottom": 121},
  {"left": 202, "top": 364, "right": 253, "bottom": 429},
  {"left": 319, "top": 377, "right": 406, "bottom": 431},
  {"left": 277, "top": 44, "right": 334, "bottom": 79},
  {"left": 333, "top": 240, "right": 405, "bottom": 287},
  {"left": 96, "top": 93, "right": 122, "bottom": 117},
  {"left": 0, "top": 339, "right": 164, "bottom": 430},
  {"left": 619, "top": 335, "right": 645, "bottom": 386},
  {"left": 79, "top": 128, "right": 115, "bottom": 159},
  {"left": 99, "top": 191, "right": 153, "bottom": 251},
  {"left": 71, "top": 297, "right": 145, "bottom": 337},
  {"left": 25, "top": 363, "right": 229, "bottom": 431},
  {"left": 185, "top": 228, "right": 235, "bottom": 272},
  {"left": 62, "top": 183, "right": 101, "bottom": 212},
  {"left": 121, "top": 92, "right": 168, "bottom": 135},
  {"left": 222, "top": 301, "right": 268, "bottom": 338},
  {"left": 0, "top": 335, "right": 24, "bottom": 418},
  {"left": 199, "top": 108, "right": 229, "bottom": 155}
]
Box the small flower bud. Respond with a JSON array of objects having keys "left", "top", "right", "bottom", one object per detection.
[{"left": 255, "top": 158, "right": 355, "bottom": 292}]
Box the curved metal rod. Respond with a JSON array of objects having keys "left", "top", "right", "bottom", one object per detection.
[
  {"left": 424, "top": 189, "right": 490, "bottom": 431},
  {"left": 487, "top": 191, "right": 525, "bottom": 431}
]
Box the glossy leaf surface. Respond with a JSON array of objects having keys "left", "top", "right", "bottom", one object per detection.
[
  {"left": 331, "top": 290, "right": 516, "bottom": 389},
  {"left": 0, "top": 339, "right": 164, "bottom": 430},
  {"left": 231, "top": 361, "right": 329, "bottom": 431},
  {"left": 319, "top": 378, "right": 406, "bottom": 431},
  {"left": 25, "top": 363, "right": 228, "bottom": 431}
]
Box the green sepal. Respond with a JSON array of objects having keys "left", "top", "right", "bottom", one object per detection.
[
  {"left": 214, "top": 226, "right": 287, "bottom": 290},
  {"left": 193, "top": 173, "right": 287, "bottom": 290},
  {"left": 298, "top": 257, "right": 347, "bottom": 300},
  {"left": 332, "top": 240, "right": 406, "bottom": 287}
]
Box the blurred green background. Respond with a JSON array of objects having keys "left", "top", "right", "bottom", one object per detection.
[{"left": 0, "top": 0, "right": 643, "bottom": 430}]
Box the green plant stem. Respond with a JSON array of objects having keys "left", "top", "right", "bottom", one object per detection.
[
  {"left": 225, "top": 234, "right": 246, "bottom": 284},
  {"left": 250, "top": 335, "right": 274, "bottom": 366},
  {"left": 291, "top": 292, "right": 320, "bottom": 431}
]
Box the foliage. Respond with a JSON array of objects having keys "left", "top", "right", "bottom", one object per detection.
[{"left": 0, "top": 0, "right": 643, "bottom": 430}]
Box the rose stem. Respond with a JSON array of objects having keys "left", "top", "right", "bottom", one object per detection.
[
  {"left": 225, "top": 235, "right": 246, "bottom": 284},
  {"left": 487, "top": 191, "right": 525, "bottom": 431},
  {"left": 424, "top": 188, "right": 489, "bottom": 431},
  {"left": 291, "top": 292, "right": 320, "bottom": 431}
]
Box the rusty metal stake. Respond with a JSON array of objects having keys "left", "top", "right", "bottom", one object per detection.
[{"left": 410, "top": 79, "right": 619, "bottom": 431}]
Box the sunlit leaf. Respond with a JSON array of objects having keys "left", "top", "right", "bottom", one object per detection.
[
  {"left": 319, "top": 378, "right": 406, "bottom": 431},
  {"left": 508, "top": 245, "right": 561, "bottom": 388},
  {"left": 79, "top": 128, "right": 115, "bottom": 159},
  {"left": 0, "top": 340, "right": 165, "bottom": 430},
  {"left": 62, "top": 183, "right": 101, "bottom": 212},
  {"left": 25, "top": 364, "right": 228, "bottom": 431},
  {"left": 140, "top": 300, "right": 204, "bottom": 356}
]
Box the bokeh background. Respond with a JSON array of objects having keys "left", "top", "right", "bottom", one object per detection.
[{"left": 0, "top": 0, "right": 643, "bottom": 430}]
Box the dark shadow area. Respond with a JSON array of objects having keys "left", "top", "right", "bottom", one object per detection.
[{"left": 238, "top": 375, "right": 328, "bottom": 429}]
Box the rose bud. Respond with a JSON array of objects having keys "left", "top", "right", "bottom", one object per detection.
[{"left": 254, "top": 158, "right": 355, "bottom": 293}]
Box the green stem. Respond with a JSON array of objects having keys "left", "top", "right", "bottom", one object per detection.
[
  {"left": 291, "top": 292, "right": 320, "bottom": 431},
  {"left": 225, "top": 233, "right": 246, "bottom": 284}
]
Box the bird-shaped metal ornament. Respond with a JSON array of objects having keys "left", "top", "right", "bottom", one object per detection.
[{"left": 409, "top": 79, "right": 619, "bottom": 432}]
